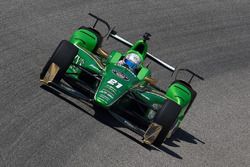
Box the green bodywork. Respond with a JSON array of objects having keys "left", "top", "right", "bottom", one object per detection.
[
  {"left": 128, "top": 39, "right": 148, "bottom": 60},
  {"left": 95, "top": 64, "right": 139, "bottom": 107},
  {"left": 70, "top": 29, "right": 99, "bottom": 52},
  {"left": 66, "top": 28, "right": 193, "bottom": 126},
  {"left": 166, "top": 82, "right": 193, "bottom": 126}
]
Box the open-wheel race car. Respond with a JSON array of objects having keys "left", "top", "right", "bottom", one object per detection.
[{"left": 40, "top": 13, "right": 204, "bottom": 146}]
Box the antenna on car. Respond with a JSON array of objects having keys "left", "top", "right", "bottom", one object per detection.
[
  {"left": 107, "top": 27, "right": 117, "bottom": 40},
  {"left": 143, "top": 32, "right": 151, "bottom": 41},
  {"left": 88, "top": 13, "right": 111, "bottom": 37},
  {"left": 146, "top": 61, "right": 152, "bottom": 68},
  {"left": 174, "top": 68, "right": 205, "bottom": 84}
]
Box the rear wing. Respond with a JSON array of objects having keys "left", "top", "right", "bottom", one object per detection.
[{"left": 88, "top": 13, "right": 204, "bottom": 83}]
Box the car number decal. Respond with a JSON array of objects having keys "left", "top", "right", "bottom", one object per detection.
[{"left": 107, "top": 79, "right": 123, "bottom": 88}]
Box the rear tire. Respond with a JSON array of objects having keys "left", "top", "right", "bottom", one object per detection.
[
  {"left": 152, "top": 100, "right": 181, "bottom": 147},
  {"left": 40, "top": 40, "right": 78, "bottom": 83}
]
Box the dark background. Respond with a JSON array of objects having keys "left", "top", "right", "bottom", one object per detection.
[{"left": 0, "top": 0, "right": 249, "bottom": 166}]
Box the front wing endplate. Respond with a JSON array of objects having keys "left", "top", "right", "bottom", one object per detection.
[
  {"left": 143, "top": 123, "right": 162, "bottom": 145},
  {"left": 40, "top": 63, "right": 60, "bottom": 84}
]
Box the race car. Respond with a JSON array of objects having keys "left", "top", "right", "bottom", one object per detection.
[{"left": 40, "top": 13, "right": 204, "bottom": 146}]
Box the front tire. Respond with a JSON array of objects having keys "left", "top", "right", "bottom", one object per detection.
[
  {"left": 40, "top": 40, "right": 78, "bottom": 83},
  {"left": 152, "top": 100, "right": 181, "bottom": 146}
]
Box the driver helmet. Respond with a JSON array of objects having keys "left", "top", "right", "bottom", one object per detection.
[{"left": 124, "top": 52, "right": 141, "bottom": 70}]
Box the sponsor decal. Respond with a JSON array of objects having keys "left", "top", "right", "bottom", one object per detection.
[{"left": 112, "top": 70, "right": 129, "bottom": 81}]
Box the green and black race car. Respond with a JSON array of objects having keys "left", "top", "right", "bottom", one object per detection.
[{"left": 40, "top": 13, "right": 204, "bottom": 146}]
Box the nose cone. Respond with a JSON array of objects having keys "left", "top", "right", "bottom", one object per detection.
[
  {"left": 94, "top": 64, "right": 139, "bottom": 108},
  {"left": 95, "top": 96, "right": 109, "bottom": 108},
  {"left": 94, "top": 85, "right": 119, "bottom": 108}
]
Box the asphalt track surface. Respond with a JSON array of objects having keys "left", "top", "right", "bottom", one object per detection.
[{"left": 1, "top": 0, "right": 250, "bottom": 166}]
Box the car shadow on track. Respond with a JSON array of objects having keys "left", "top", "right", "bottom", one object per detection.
[
  {"left": 41, "top": 85, "right": 204, "bottom": 160},
  {"left": 164, "top": 128, "right": 205, "bottom": 148}
]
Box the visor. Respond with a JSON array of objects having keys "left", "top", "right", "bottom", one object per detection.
[{"left": 124, "top": 59, "right": 137, "bottom": 69}]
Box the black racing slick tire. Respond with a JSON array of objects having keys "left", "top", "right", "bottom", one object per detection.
[
  {"left": 152, "top": 100, "right": 181, "bottom": 147},
  {"left": 40, "top": 40, "right": 78, "bottom": 83}
]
